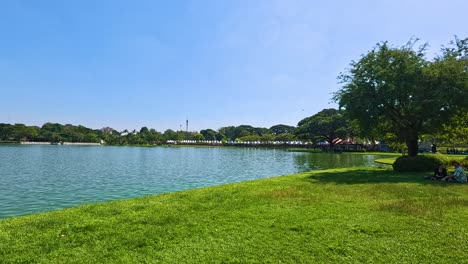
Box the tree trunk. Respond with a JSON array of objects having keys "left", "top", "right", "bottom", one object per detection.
[{"left": 405, "top": 129, "right": 419, "bottom": 157}]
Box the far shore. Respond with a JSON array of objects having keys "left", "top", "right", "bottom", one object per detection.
[{"left": 18, "top": 141, "right": 101, "bottom": 146}]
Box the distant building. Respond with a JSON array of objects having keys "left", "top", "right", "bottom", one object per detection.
[{"left": 100, "top": 127, "right": 114, "bottom": 134}]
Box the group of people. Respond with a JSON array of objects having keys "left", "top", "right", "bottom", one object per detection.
[
  {"left": 429, "top": 162, "right": 467, "bottom": 183},
  {"left": 446, "top": 148, "right": 468, "bottom": 154}
]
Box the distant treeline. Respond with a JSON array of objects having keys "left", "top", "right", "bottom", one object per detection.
[
  {"left": 0, "top": 123, "right": 300, "bottom": 145},
  {"left": 0, "top": 109, "right": 369, "bottom": 147}
]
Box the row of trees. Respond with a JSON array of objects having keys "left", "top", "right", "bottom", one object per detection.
[
  {"left": 0, "top": 123, "right": 100, "bottom": 143},
  {"left": 0, "top": 110, "right": 355, "bottom": 146},
  {"left": 2, "top": 103, "right": 466, "bottom": 150}
]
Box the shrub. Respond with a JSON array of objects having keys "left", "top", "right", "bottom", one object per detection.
[
  {"left": 393, "top": 154, "right": 450, "bottom": 172},
  {"left": 463, "top": 156, "right": 468, "bottom": 167},
  {"left": 443, "top": 156, "right": 468, "bottom": 168}
]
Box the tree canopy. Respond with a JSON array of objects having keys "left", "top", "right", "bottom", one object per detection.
[
  {"left": 0, "top": 122, "right": 301, "bottom": 145},
  {"left": 295, "top": 108, "right": 350, "bottom": 146},
  {"left": 334, "top": 37, "right": 468, "bottom": 156},
  {"left": 269, "top": 124, "right": 296, "bottom": 135}
]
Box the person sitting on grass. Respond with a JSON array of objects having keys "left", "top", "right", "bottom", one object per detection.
[
  {"left": 431, "top": 164, "right": 447, "bottom": 180},
  {"left": 442, "top": 162, "right": 467, "bottom": 183}
]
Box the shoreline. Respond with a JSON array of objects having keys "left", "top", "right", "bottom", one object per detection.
[{"left": 18, "top": 141, "right": 101, "bottom": 146}]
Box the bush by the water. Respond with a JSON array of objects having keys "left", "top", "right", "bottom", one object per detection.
[
  {"left": 393, "top": 154, "right": 450, "bottom": 172},
  {"left": 463, "top": 156, "right": 468, "bottom": 166},
  {"left": 445, "top": 156, "right": 468, "bottom": 168}
]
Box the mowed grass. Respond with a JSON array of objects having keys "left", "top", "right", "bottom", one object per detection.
[
  {"left": 374, "top": 158, "right": 397, "bottom": 165},
  {"left": 1, "top": 167, "right": 467, "bottom": 263},
  {"left": 375, "top": 153, "right": 468, "bottom": 166}
]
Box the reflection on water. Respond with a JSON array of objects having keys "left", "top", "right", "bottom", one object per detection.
[
  {"left": 0, "top": 145, "right": 389, "bottom": 218},
  {"left": 294, "top": 152, "right": 386, "bottom": 171}
]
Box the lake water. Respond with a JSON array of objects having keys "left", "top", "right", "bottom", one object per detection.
[{"left": 0, "top": 145, "right": 388, "bottom": 218}]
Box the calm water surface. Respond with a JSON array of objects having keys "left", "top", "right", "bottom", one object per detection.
[{"left": 0, "top": 145, "right": 388, "bottom": 218}]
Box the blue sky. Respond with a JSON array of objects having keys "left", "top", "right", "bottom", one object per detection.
[{"left": 1, "top": 0, "right": 467, "bottom": 132}]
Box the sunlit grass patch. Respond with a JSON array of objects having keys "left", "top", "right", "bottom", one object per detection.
[
  {"left": 379, "top": 196, "right": 468, "bottom": 218},
  {"left": 260, "top": 186, "right": 302, "bottom": 198},
  {"left": 375, "top": 158, "right": 396, "bottom": 165}
]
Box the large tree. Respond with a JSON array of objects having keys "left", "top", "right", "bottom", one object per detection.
[
  {"left": 436, "top": 110, "right": 468, "bottom": 146},
  {"left": 217, "top": 125, "right": 269, "bottom": 141},
  {"left": 200, "top": 129, "right": 217, "bottom": 141},
  {"left": 335, "top": 38, "right": 468, "bottom": 156},
  {"left": 296, "top": 108, "right": 349, "bottom": 146},
  {"left": 269, "top": 124, "right": 296, "bottom": 135}
]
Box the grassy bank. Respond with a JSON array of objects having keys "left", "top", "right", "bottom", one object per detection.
[
  {"left": 375, "top": 153, "right": 468, "bottom": 166},
  {"left": 374, "top": 158, "right": 396, "bottom": 165},
  {"left": 1, "top": 167, "right": 467, "bottom": 263}
]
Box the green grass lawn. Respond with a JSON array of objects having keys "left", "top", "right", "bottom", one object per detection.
[
  {"left": 375, "top": 153, "right": 468, "bottom": 166},
  {"left": 1, "top": 167, "right": 467, "bottom": 263},
  {"left": 347, "top": 151, "right": 402, "bottom": 156},
  {"left": 374, "top": 158, "right": 396, "bottom": 165},
  {"left": 445, "top": 154, "right": 468, "bottom": 160}
]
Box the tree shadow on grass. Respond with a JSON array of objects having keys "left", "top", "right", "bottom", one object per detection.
[{"left": 303, "top": 168, "right": 449, "bottom": 185}]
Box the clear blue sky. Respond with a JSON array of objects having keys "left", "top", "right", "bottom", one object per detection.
[{"left": 1, "top": 0, "right": 467, "bottom": 132}]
